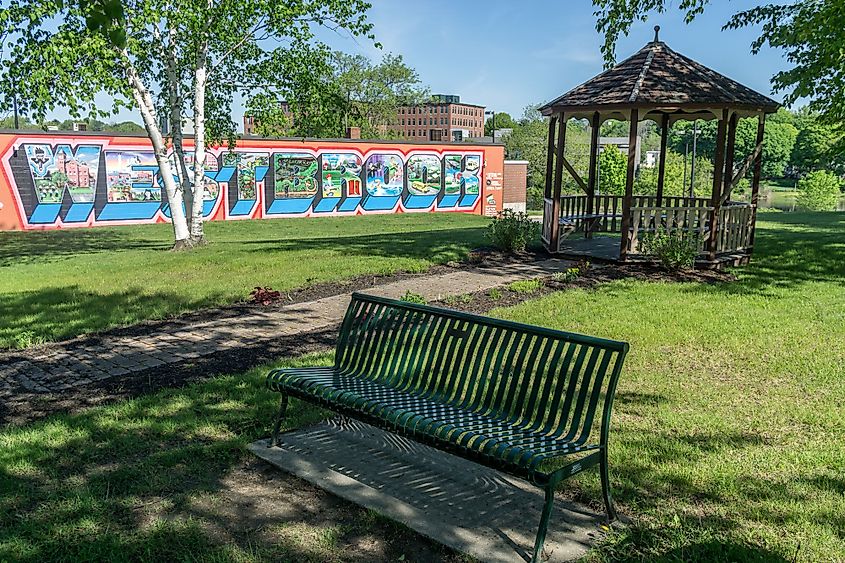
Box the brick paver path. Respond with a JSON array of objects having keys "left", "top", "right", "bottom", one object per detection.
[{"left": 0, "top": 260, "right": 571, "bottom": 395}]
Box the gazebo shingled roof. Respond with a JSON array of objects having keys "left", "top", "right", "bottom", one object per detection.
[{"left": 539, "top": 32, "right": 780, "bottom": 120}]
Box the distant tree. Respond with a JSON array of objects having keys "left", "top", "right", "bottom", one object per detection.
[
  {"left": 792, "top": 120, "right": 843, "bottom": 175},
  {"left": 735, "top": 119, "right": 797, "bottom": 178},
  {"left": 0, "top": 116, "right": 40, "bottom": 130},
  {"left": 796, "top": 170, "right": 842, "bottom": 211},
  {"left": 635, "top": 151, "right": 713, "bottom": 198},
  {"left": 597, "top": 145, "right": 627, "bottom": 195},
  {"left": 106, "top": 120, "right": 145, "bottom": 133},
  {"left": 485, "top": 112, "right": 517, "bottom": 136},
  {"left": 501, "top": 110, "right": 548, "bottom": 205},
  {"left": 669, "top": 118, "right": 796, "bottom": 179}
]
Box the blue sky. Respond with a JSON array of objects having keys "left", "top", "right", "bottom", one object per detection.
[{"left": 44, "top": 0, "right": 789, "bottom": 128}]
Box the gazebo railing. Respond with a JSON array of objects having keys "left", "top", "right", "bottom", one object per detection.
[
  {"left": 715, "top": 202, "right": 755, "bottom": 253},
  {"left": 626, "top": 206, "right": 713, "bottom": 253},
  {"left": 558, "top": 194, "right": 712, "bottom": 235},
  {"left": 550, "top": 195, "right": 755, "bottom": 257}
]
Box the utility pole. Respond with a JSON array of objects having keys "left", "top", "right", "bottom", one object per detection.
[{"left": 485, "top": 110, "right": 496, "bottom": 142}]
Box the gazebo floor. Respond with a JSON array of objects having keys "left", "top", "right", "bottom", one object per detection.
[
  {"left": 556, "top": 234, "right": 622, "bottom": 262},
  {"left": 553, "top": 234, "right": 752, "bottom": 269}
]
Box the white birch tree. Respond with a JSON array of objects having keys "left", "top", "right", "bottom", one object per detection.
[{"left": 0, "top": 0, "right": 375, "bottom": 248}]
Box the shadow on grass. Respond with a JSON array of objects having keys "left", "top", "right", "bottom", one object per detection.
[
  {"left": 0, "top": 363, "right": 458, "bottom": 562},
  {"left": 729, "top": 212, "right": 845, "bottom": 291},
  {"left": 0, "top": 228, "right": 167, "bottom": 268},
  {"left": 0, "top": 285, "right": 226, "bottom": 349},
  {"left": 239, "top": 226, "right": 488, "bottom": 264}
]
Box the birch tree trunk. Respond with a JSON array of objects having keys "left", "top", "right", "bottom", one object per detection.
[
  {"left": 165, "top": 25, "right": 194, "bottom": 238},
  {"left": 124, "top": 54, "right": 191, "bottom": 248},
  {"left": 189, "top": 31, "right": 210, "bottom": 243}
]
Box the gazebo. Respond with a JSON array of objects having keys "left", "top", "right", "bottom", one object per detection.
[{"left": 539, "top": 27, "right": 780, "bottom": 267}]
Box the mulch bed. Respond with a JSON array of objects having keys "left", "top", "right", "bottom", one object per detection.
[
  {"left": 1, "top": 255, "right": 734, "bottom": 427},
  {"left": 433, "top": 260, "right": 734, "bottom": 315}
]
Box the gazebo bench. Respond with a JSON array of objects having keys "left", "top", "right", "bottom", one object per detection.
[
  {"left": 266, "top": 292, "right": 629, "bottom": 562},
  {"left": 560, "top": 213, "right": 623, "bottom": 239}
]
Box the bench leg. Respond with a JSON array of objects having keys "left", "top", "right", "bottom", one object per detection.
[
  {"left": 530, "top": 486, "right": 555, "bottom": 563},
  {"left": 270, "top": 393, "right": 289, "bottom": 448},
  {"left": 600, "top": 447, "right": 617, "bottom": 521}
]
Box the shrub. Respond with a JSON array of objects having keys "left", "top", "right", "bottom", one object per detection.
[
  {"left": 640, "top": 231, "right": 700, "bottom": 271},
  {"left": 796, "top": 170, "right": 842, "bottom": 211},
  {"left": 400, "top": 290, "right": 427, "bottom": 305},
  {"left": 486, "top": 209, "right": 539, "bottom": 253},
  {"left": 488, "top": 288, "right": 502, "bottom": 300}
]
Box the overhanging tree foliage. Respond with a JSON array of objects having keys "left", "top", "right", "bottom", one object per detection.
[
  {"left": 592, "top": 0, "right": 845, "bottom": 128},
  {"left": 0, "top": 0, "right": 374, "bottom": 248}
]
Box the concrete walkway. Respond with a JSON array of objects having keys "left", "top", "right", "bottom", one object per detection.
[{"left": 0, "top": 259, "right": 571, "bottom": 395}]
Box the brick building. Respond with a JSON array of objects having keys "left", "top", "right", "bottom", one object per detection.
[
  {"left": 391, "top": 94, "right": 485, "bottom": 142},
  {"left": 243, "top": 95, "right": 486, "bottom": 141},
  {"left": 502, "top": 160, "right": 529, "bottom": 213}
]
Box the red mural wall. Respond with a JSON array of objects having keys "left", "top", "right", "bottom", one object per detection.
[{"left": 0, "top": 132, "right": 505, "bottom": 230}]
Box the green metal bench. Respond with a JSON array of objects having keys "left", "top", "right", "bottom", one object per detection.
[{"left": 266, "top": 292, "right": 629, "bottom": 562}]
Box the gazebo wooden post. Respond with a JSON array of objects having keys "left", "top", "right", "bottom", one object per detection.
[
  {"left": 586, "top": 111, "right": 601, "bottom": 217},
  {"left": 749, "top": 113, "right": 766, "bottom": 247},
  {"left": 723, "top": 112, "right": 739, "bottom": 200},
  {"left": 656, "top": 113, "right": 669, "bottom": 206},
  {"left": 619, "top": 108, "right": 639, "bottom": 260},
  {"left": 544, "top": 115, "right": 559, "bottom": 250},
  {"left": 550, "top": 113, "right": 567, "bottom": 252},
  {"left": 708, "top": 109, "right": 729, "bottom": 262}
]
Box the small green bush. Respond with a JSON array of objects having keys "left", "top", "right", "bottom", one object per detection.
[
  {"left": 640, "top": 231, "right": 700, "bottom": 271},
  {"left": 488, "top": 288, "right": 503, "bottom": 300},
  {"left": 507, "top": 279, "right": 543, "bottom": 294},
  {"left": 796, "top": 170, "right": 842, "bottom": 211},
  {"left": 400, "top": 290, "right": 427, "bottom": 304},
  {"left": 485, "top": 209, "right": 539, "bottom": 253}
]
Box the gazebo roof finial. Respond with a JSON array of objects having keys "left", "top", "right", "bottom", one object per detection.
[{"left": 653, "top": 25, "right": 660, "bottom": 43}]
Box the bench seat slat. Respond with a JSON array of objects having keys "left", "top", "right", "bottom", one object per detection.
[{"left": 267, "top": 367, "right": 595, "bottom": 473}]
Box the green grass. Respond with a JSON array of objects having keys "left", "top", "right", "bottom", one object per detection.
[
  {"left": 0, "top": 214, "right": 488, "bottom": 349},
  {"left": 0, "top": 353, "right": 465, "bottom": 562},
  {"left": 1, "top": 211, "right": 843, "bottom": 561},
  {"left": 487, "top": 211, "right": 845, "bottom": 561}
]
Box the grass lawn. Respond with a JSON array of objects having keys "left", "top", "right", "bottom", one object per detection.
[
  {"left": 0, "top": 354, "right": 464, "bottom": 562},
  {"left": 0, "top": 213, "right": 488, "bottom": 349},
  {"left": 490, "top": 211, "right": 845, "bottom": 561},
  {"left": 0, "top": 212, "right": 842, "bottom": 561}
]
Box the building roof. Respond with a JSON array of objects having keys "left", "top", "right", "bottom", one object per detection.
[{"left": 540, "top": 27, "right": 779, "bottom": 119}]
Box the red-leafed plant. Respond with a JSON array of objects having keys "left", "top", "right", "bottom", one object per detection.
[{"left": 249, "top": 286, "right": 282, "bottom": 306}]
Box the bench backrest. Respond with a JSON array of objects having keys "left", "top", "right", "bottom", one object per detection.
[{"left": 335, "top": 293, "right": 629, "bottom": 447}]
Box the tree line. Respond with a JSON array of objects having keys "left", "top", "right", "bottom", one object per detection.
[{"left": 492, "top": 107, "right": 844, "bottom": 211}]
